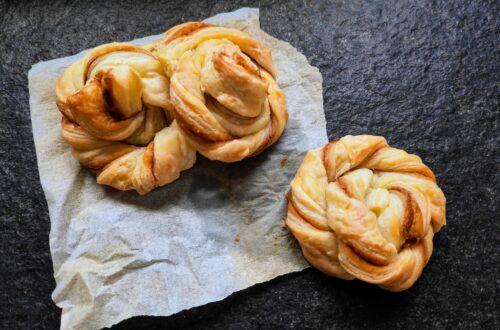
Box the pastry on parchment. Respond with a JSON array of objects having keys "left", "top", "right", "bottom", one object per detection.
[
  {"left": 286, "top": 135, "right": 446, "bottom": 291},
  {"left": 55, "top": 43, "right": 196, "bottom": 194},
  {"left": 149, "top": 22, "right": 288, "bottom": 162}
]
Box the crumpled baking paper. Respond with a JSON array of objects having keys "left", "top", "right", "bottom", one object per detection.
[{"left": 28, "top": 8, "right": 327, "bottom": 330}]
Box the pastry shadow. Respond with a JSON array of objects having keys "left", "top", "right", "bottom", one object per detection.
[{"left": 101, "top": 150, "right": 271, "bottom": 211}]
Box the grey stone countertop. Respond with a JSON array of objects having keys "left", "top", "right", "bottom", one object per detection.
[{"left": 1, "top": 0, "right": 498, "bottom": 328}]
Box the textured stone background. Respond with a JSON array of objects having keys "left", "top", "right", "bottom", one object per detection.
[{"left": 1, "top": 0, "right": 499, "bottom": 328}]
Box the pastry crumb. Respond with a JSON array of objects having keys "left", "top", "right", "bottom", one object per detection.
[
  {"left": 280, "top": 155, "right": 288, "bottom": 167},
  {"left": 234, "top": 234, "right": 240, "bottom": 242},
  {"left": 284, "top": 191, "right": 290, "bottom": 200},
  {"left": 280, "top": 220, "right": 287, "bottom": 230},
  {"left": 272, "top": 233, "right": 280, "bottom": 246}
]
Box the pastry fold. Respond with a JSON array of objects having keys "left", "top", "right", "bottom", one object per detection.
[
  {"left": 56, "top": 43, "right": 196, "bottom": 194},
  {"left": 151, "top": 22, "right": 288, "bottom": 162},
  {"left": 286, "top": 135, "right": 446, "bottom": 291}
]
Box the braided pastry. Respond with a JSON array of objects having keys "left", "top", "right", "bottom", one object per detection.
[
  {"left": 55, "top": 43, "right": 196, "bottom": 194},
  {"left": 286, "top": 135, "right": 446, "bottom": 291},
  {"left": 150, "top": 22, "right": 288, "bottom": 162}
]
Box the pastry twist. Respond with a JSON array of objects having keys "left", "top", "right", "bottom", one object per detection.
[
  {"left": 286, "top": 135, "right": 446, "bottom": 291},
  {"left": 56, "top": 43, "right": 196, "bottom": 194},
  {"left": 150, "top": 22, "right": 288, "bottom": 162}
]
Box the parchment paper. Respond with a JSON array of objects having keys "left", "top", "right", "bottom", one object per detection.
[{"left": 28, "top": 8, "right": 327, "bottom": 330}]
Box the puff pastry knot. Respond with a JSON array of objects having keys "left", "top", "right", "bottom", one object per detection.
[
  {"left": 286, "top": 135, "right": 446, "bottom": 291},
  {"left": 55, "top": 43, "right": 196, "bottom": 194},
  {"left": 150, "top": 22, "right": 288, "bottom": 162}
]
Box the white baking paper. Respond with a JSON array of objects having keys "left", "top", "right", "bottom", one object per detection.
[{"left": 28, "top": 8, "right": 327, "bottom": 330}]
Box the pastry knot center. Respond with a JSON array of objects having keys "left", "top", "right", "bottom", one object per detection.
[{"left": 201, "top": 44, "right": 268, "bottom": 118}]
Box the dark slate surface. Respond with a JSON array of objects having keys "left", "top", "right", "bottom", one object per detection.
[{"left": 1, "top": 0, "right": 499, "bottom": 328}]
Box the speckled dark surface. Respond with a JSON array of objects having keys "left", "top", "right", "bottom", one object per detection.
[{"left": 1, "top": 0, "right": 499, "bottom": 328}]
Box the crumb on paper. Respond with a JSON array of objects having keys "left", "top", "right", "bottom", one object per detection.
[
  {"left": 234, "top": 234, "right": 241, "bottom": 242},
  {"left": 280, "top": 220, "right": 287, "bottom": 230},
  {"left": 284, "top": 191, "right": 290, "bottom": 200},
  {"left": 280, "top": 155, "right": 288, "bottom": 167},
  {"left": 272, "top": 233, "right": 280, "bottom": 246}
]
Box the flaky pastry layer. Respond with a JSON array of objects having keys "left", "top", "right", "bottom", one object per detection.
[
  {"left": 56, "top": 43, "right": 196, "bottom": 194},
  {"left": 286, "top": 135, "right": 446, "bottom": 291},
  {"left": 151, "top": 22, "right": 288, "bottom": 162}
]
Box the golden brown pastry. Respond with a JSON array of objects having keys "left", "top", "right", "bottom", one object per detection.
[
  {"left": 55, "top": 43, "right": 196, "bottom": 194},
  {"left": 286, "top": 135, "right": 446, "bottom": 291},
  {"left": 150, "top": 22, "right": 288, "bottom": 162}
]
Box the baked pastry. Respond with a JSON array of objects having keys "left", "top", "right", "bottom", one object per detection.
[
  {"left": 286, "top": 135, "right": 446, "bottom": 291},
  {"left": 55, "top": 43, "right": 196, "bottom": 194},
  {"left": 149, "top": 22, "right": 288, "bottom": 162}
]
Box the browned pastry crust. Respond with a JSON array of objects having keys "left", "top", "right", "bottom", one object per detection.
[
  {"left": 151, "top": 22, "right": 288, "bottom": 162},
  {"left": 286, "top": 135, "right": 446, "bottom": 291},
  {"left": 55, "top": 43, "right": 196, "bottom": 194}
]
